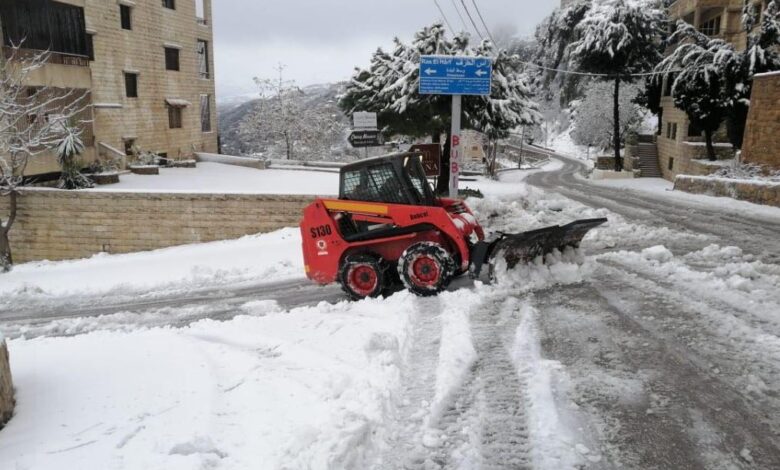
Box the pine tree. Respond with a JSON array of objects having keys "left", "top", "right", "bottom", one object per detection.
[
  {"left": 658, "top": 22, "right": 732, "bottom": 160},
  {"left": 568, "top": 0, "right": 666, "bottom": 171}
]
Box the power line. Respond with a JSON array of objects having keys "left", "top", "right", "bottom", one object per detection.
[
  {"left": 449, "top": 0, "right": 472, "bottom": 35},
  {"left": 432, "top": 0, "right": 456, "bottom": 34},
  {"left": 459, "top": 0, "right": 486, "bottom": 41},
  {"left": 470, "top": 0, "right": 497, "bottom": 46}
]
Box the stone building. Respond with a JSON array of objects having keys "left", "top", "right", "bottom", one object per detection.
[
  {"left": 0, "top": 0, "right": 218, "bottom": 178},
  {"left": 656, "top": 0, "right": 770, "bottom": 180}
]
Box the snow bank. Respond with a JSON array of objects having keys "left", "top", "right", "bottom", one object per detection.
[
  {"left": 0, "top": 228, "right": 303, "bottom": 305},
  {"left": 1, "top": 295, "right": 414, "bottom": 469}
]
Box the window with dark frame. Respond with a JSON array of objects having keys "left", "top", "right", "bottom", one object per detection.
[
  {"left": 124, "top": 73, "right": 138, "bottom": 98},
  {"left": 168, "top": 106, "right": 183, "bottom": 129},
  {"left": 668, "top": 157, "right": 675, "bottom": 171},
  {"left": 197, "top": 40, "right": 210, "bottom": 78},
  {"left": 165, "top": 47, "right": 180, "bottom": 71},
  {"left": 200, "top": 94, "right": 211, "bottom": 132},
  {"left": 162, "top": 0, "right": 175, "bottom": 9},
  {"left": 120, "top": 5, "right": 132, "bottom": 30},
  {"left": 699, "top": 16, "right": 721, "bottom": 36}
]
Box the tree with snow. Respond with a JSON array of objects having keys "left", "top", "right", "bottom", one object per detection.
[
  {"left": 571, "top": 81, "right": 644, "bottom": 151},
  {"left": 1, "top": 46, "right": 90, "bottom": 272},
  {"left": 658, "top": 22, "right": 731, "bottom": 161},
  {"left": 239, "top": 64, "right": 345, "bottom": 161},
  {"left": 725, "top": 0, "right": 780, "bottom": 148},
  {"left": 568, "top": 0, "right": 666, "bottom": 171},
  {"left": 470, "top": 40, "right": 541, "bottom": 176}
]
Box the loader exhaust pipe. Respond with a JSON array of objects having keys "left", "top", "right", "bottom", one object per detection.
[{"left": 469, "top": 218, "right": 608, "bottom": 279}]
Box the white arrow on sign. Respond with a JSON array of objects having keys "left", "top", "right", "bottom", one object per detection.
[
  {"left": 475, "top": 69, "right": 488, "bottom": 77},
  {"left": 425, "top": 68, "right": 437, "bottom": 75}
]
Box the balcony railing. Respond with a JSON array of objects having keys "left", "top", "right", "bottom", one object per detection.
[{"left": 2, "top": 47, "right": 90, "bottom": 67}]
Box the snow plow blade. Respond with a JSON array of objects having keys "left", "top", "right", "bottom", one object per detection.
[{"left": 469, "top": 218, "right": 608, "bottom": 278}]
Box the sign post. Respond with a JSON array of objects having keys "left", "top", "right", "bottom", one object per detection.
[
  {"left": 419, "top": 56, "right": 492, "bottom": 198},
  {"left": 349, "top": 111, "right": 380, "bottom": 154}
]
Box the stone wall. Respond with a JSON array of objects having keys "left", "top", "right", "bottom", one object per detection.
[
  {"left": 0, "top": 339, "right": 13, "bottom": 429},
  {"left": 674, "top": 176, "right": 780, "bottom": 207},
  {"left": 0, "top": 190, "right": 318, "bottom": 263},
  {"left": 742, "top": 72, "right": 780, "bottom": 170}
]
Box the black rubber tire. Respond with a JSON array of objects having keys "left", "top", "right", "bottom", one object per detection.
[
  {"left": 398, "top": 243, "right": 454, "bottom": 297},
  {"left": 338, "top": 253, "right": 387, "bottom": 300}
]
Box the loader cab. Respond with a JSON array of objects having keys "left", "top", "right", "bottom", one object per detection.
[{"left": 339, "top": 153, "right": 436, "bottom": 207}]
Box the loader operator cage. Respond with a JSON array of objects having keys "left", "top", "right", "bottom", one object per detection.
[{"left": 339, "top": 153, "right": 436, "bottom": 206}]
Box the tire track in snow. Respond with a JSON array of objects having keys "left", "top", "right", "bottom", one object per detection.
[
  {"left": 594, "top": 261, "right": 780, "bottom": 444},
  {"left": 377, "top": 286, "right": 590, "bottom": 469}
]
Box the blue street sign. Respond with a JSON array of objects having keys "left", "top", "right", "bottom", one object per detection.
[{"left": 419, "top": 55, "right": 492, "bottom": 96}]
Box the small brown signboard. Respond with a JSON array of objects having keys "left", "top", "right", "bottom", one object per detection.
[{"left": 409, "top": 143, "right": 441, "bottom": 177}]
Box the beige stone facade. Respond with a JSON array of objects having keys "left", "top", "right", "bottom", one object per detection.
[
  {"left": 741, "top": 72, "right": 780, "bottom": 170},
  {"left": 657, "top": 0, "right": 769, "bottom": 180},
  {"left": 0, "top": 189, "right": 315, "bottom": 263},
  {"left": 2, "top": 0, "right": 218, "bottom": 176}
]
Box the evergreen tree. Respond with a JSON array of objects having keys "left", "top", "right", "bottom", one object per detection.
[
  {"left": 568, "top": 0, "right": 666, "bottom": 171},
  {"left": 658, "top": 22, "right": 732, "bottom": 160}
]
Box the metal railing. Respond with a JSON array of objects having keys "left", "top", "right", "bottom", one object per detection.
[{"left": 2, "top": 47, "right": 90, "bottom": 67}]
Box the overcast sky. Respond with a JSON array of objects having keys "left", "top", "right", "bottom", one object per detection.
[{"left": 212, "top": 0, "right": 559, "bottom": 101}]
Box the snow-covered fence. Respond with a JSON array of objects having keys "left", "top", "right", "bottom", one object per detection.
[
  {"left": 674, "top": 176, "right": 780, "bottom": 207},
  {"left": 0, "top": 189, "right": 317, "bottom": 263},
  {"left": 0, "top": 338, "right": 13, "bottom": 429}
]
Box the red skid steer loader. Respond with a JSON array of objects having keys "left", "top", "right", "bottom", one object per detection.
[{"left": 300, "top": 153, "right": 606, "bottom": 300}]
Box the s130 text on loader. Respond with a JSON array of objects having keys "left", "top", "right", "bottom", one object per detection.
[{"left": 300, "top": 153, "right": 606, "bottom": 300}]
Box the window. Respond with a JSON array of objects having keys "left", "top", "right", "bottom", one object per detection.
[
  {"left": 699, "top": 16, "right": 721, "bottom": 36},
  {"left": 120, "top": 5, "right": 132, "bottom": 30},
  {"left": 162, "top": 0, "right": 175, "bottom": 9},
  {"left": 124, "top": 73, "right": 138, "bottom": 98},
  {"left": 666, "top": 122, "right": 678, "bottom": 140},
  {"left": 165, "top": 47, "right": 180, "bottom": 71},
  {"left": 200, "top": 94, "right": 211, "bottom": 132},
  {"left": 124, "top": 139, "right": 135, "bottom": 156},
  {"left": 168, "top": 106, "right": 183, "bottom": 129},
  {"left": 196, "top": 0, "right": 206, "bottom": 23},
  {"left": 668, "top": 157, "right": 675, "bottom": 171},
  {"left": 341, "top": 163, "right": 408, "bottom": 204},
  {"left": 657, "top": 109, "right": 663, "bottom": 136},
  {"left": 197, "top": 40, "right": 210, "bottom": 78}
]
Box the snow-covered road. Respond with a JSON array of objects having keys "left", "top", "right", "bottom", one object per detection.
[{"left": 2, "top": 159, "right": 780, "bottom": 469}]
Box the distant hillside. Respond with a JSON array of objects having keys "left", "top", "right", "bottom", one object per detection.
[{"left": 218, "top": 82, "right": 349, "bottom": 157}]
